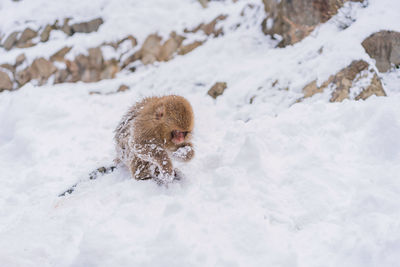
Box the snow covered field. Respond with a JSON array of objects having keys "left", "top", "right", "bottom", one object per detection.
[{"left": 1, "top": 0, "right": 400, "bottom": 266}]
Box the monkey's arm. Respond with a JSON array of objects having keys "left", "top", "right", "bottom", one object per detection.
[{"left": 171, "top": 142, "right": 195, "bottom": 162}]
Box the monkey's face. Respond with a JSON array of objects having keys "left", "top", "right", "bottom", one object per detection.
[
  {"left": 155, "top": 95, "right": 194, "bottom": 148},
  {"left": 171, "top": 130, "right": 190, "bottom": 145}
]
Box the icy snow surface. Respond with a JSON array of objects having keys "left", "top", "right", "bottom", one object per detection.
[{"left": 1, "top": 0, "right": 400, "bottom": 266}]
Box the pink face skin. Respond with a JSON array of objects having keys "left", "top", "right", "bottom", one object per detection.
[{"left": 171, "top": 130, "right": 187, "bottom": 145}]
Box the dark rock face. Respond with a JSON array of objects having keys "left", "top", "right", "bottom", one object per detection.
[
  {"left": 362, "top": 31, "right": 400, "bottom": 72},
  {"left": 262, "top": 0, "right": 363, "bottom": 47},
  {"left": 302, "top": 60, "right": 386, "bottom": 102},
  {"left": 208, "top": 82, "right": 227, "bottom": 99}
]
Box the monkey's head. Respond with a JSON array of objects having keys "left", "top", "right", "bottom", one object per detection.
[{"left": 155, "top": 95, "right": 194, "bottom": 147}]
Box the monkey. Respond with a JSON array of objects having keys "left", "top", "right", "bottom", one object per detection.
[
  {"left": 114, "top": 95, "right": 195, "bottom": 183},
  {"left": 57, "top": 95, "right": 193, "bottom": 197}
]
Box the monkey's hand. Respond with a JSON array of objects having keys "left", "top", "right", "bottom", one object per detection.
[
  {"left": 135, "top": 143, "right": 175, "bottom": 183},
  {"left": 172, "top": 143, "right": 194, "bottom": 162}
]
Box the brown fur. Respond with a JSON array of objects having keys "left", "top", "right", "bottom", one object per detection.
[{"left": 114, "top": 95, "right": 194, "bottom": 183}]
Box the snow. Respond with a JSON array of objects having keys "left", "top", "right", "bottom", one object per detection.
[{"left": 1, "top": 0, "right": 400, "bottom": 266}]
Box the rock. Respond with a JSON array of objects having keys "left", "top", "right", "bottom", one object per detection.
[
  {"left": 75, "top": 54, "right": 89, "bottom": 73},
  {"left": 30, "top": 58, "right": 57, "bottom": 84},
  {"left": 3, "top": 31, "right": 19, "bottom": 51},
  {"left": 185, "top": 15, "right": 227, "bottom": 37},
  {"left": 139, "top": 34, "right": 162, "bottom": 65},
  {"left": 122, "top": 52, "right": 140, "bottom": 68},
  {"left": 50, "top": 46, "right": 72, "bottom": 62},
  {"left": 15, "top": 68, "right": 31, "bottom": 86},
  {"left": 104, "top": 35, "right": 137, "bottom": 50},
  {"left": 198, "top": 0, "right": 208, "bottom": 8},
  {"left": 81, "top": 69, "right": 100, "bottom": 83},
  {"left": 100, "top": 59, "right": 119, "bottom": 80},
  {"left": 184, "top": 15, "right": 227, "bottom": 37},
  {"left": 0, "top": 63, "right": 15, "bottom": 73},
  {"left": 71, "top": 18, "right": 103, "bottom": 34},
  {"left": 88, "top": 47, "right": 103, "bottom": 70},
  {"left": 15, "top": 53, "right": 26, "bottom": 66},
  {"left": 208, "top": 82, "right": 227, "bottom": 99},
  {"left": 0, "top": 71, "right": 13, "bottom": 92},
  {"left": 117, "top": 84, "right": 129, "bottom": 92},
  {"left": 40, "top": 24, "right": 53, "bottom": 42},
  {"left": 302, "top": 60, "right": 386, "bottom": 102},
  {"left": 354, "top": 73, "right": 386, "bottom": 100},
  {"left": 68, "top": 47, "right": 106, "bottom": 83},
  {"left": 262, "top": 0, "right": 363, "bottom": 47},
  {"left": 302, "top": 80, "right": 323, "bottom": 98},
  {"left": 178, "top": 41, "right": 204, "bottom": 55},
  {"left": 65, "top": 60, "right": 80, "bottom": 82},
  {"left": 118, "top": 35, "right": 137, "bottom": 47},
  {"left": 17, "top": 28, "right": 37, "bottom": 46},
  {"left": 89, "top": 91, "right": 101, "bottom": 95},
  {"left": 362, "top": 30, "right": 400, "bottom": 72},
  {"left": 54, "top": 69, "right": 69, "bottom": 84},
  {"left": 202, "top": 15, "right": 227, "bottom": 36},
  {"left": 159, "top": 32, "right": 185, "bottom": 61},
  {"left": 61, "top": 18, "right": 73, "bottom": 36}
]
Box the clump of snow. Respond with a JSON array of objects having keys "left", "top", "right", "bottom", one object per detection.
[{"left": 1, "top": 0, "right": 400, "bottom": 266}]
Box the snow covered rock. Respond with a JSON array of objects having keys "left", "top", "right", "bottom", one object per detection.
[
  {"left": 302, "top": 60, "right": 386, "bottom": 102},
  {"left": 362, "top": 30, "right": 400, "bottom": 72},
  {"left": 262, "top": 0, "right": 364, "bottom": 47}
]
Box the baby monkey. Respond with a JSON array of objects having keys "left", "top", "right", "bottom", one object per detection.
[{"left": 114, "top": 95, "right": 194, "bottom": 183}]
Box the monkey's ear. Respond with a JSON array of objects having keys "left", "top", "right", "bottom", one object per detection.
[{"left": 155, "top": 104, "right": 165, "bottom": 120}]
